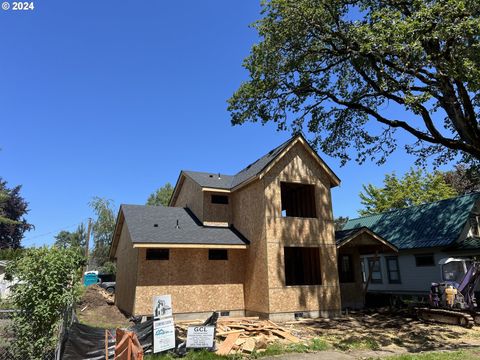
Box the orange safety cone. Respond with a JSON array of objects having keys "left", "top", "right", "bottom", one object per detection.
[{"left": 114, "top": 329, "right": 144, "bottom": 360}]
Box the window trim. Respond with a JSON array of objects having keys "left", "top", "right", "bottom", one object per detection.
[
  {"left": 415, "top": 253, "right": 435, "bottom": 267},
  {"left": 386, "top": 256, "right": 401, "bottom": 284},
  {"left": 146, "top": 248, "right": 169, "bottom": 261}
]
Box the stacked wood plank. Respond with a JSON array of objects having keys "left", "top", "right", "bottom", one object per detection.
[{"left": 176, "top": 317, "right": 301, "bottom": 355}]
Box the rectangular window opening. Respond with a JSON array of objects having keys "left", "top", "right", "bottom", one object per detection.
[
  {"left": 367, "top": 257, "right": 383, "bottom": 284},
  {"left": 146, "top": 249, "right": 169, "bottom": 260},
  {"left": 470, "top": 215, "right": 480, "bottom": 237},
  {"left": 280, "top": 182, "right": 316, "bottom": 218},
  {"left": 209, "top": 249, "right": 228, "bottom": 260},
  {"left": 211, "top": 195, "right": 229, "bottom": 204},
  {"left": 284, "top": 247, "right": 321, "bottom": 286},
  {"left": 415, "top": 254, "right": 435, "bottom": 267},
  {"left": 386, "top": 256, "right": 401, "bottom": 284},
  {"left": 338, "top": 254, "right": 355, "bottom": 283}
]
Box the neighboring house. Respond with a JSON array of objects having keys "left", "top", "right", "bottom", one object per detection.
[
  {"left": 109, "top": 134, "right": 394, "bottom": 320},
  {"left": 0, "top": 260, "right": 14, "bottom": 299},
  {"left": 341, "top": 193, "right": 480, "bottom": 299}
]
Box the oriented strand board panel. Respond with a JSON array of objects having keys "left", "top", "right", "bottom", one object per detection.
[
  {"left": 136, "top": 248, "right": 245, "bottom": 286},
  {"left": 172, "top": 175, "right": 204, "bottom": 221},
  {"left": 134, "top": 284, "right": 245, "bottom": 315},
  {"left": 114, "top": 222, "right": 139, "bottom": 315},
  {"left": 134, "top": 248, "right": 246, "bottom": 315},
  {"left": 262, "top": 142, "right": 341, "bottom": 314},
  {"left": 203, "top": 191, "right": 231, "bottom": 224},
  {"left": 231, "top": 180, "right": 270, "bottom": 314}
]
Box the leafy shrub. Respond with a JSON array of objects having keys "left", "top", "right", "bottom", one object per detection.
[{"left": 6, "top": 246, "right": 85, "bottom": 359}]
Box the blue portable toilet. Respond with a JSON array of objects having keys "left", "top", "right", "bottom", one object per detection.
[{"left": 83, "top": 271, "right": 99, "bottom": 286}]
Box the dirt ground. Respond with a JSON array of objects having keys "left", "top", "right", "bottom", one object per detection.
[
  {"left": 76, "top": 285, "right": 133, "bottom": 329},
  {"left": 283, "top": 309, "right": 480, "bottom": 355}
]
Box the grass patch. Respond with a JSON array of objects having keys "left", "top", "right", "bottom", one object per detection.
[
  {"left": 380, "top": 349, "right": 480, "bottom": 360},
  {"left": 335, "top": 336, "right": 380, "bottom": 351},
  {"left": 145, "top": 338, "right": 329, "bottom": 360}
]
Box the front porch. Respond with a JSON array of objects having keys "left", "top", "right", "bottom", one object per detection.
[{"left": 336, "top": 227, "right": 398, "bottom": 309}]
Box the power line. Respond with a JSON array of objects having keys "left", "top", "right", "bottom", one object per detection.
[{"left": 22, "top": 218, "right": 91, "bottom": 244}]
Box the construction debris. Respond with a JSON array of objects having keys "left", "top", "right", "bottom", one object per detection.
[{"left": 176, "top": 317, "right": 301, "bottom": 355}]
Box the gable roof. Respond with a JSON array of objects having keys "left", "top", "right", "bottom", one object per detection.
[
  {"left": 110, "top": 205, "right": 249, "bottom": 257},
  {"left": 342, "top": 193, "right": 480, "bottom": 250},
  {"left": 335, "top": 227, "right": 398, "bottom": 252},
  {"left": 171, "top": 134, "right": 340, "bottom": 203}
]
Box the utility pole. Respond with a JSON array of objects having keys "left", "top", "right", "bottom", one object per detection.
[{"left": 83, "top": 218, "right": 93, "bottom": 283}]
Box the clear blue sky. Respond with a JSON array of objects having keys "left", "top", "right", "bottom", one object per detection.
[{"left": 0, "top": 1, "right": 453, "bottom": 247}]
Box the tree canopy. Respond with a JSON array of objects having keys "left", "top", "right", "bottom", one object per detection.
[
  {"left": 443, "top": 164, "right": 480, "bottom": 195},
  {"left": 54, "top": 223, "right": 87, "bottom": 250},
  {"left": 359, "top": 168, "right": 457, "bottom": 215},
  {"left": 89, "top": 197, "right": 116, "bottom": 269},
  {"left": 228, "top": 0, "right": 480, "bottom": 167},
  {"left": 0, "top": 178, "right": 33, "bottom": 249},
  {"left": 146, "top": 182, "right": 174, "bottom": 206}
]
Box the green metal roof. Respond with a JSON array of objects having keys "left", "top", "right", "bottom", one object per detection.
[{"left": 343, "top": 193, "right": 480, "bottom": 250}]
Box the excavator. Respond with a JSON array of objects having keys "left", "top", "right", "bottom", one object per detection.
[{"left": 417, "top": 258, "right": 480, "bottom": 328}]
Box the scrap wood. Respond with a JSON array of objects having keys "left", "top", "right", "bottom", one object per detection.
[
  {"left": 270, "top": 329, "right": 301, "bottom": 343},
  {"left": 216, "top": 333, "right": 241, "bottom": 356},
  {"left": 235, "top": 338, "right": 246, "bottom": 346},
  {"left": 242, "top": 338, "right": 256, "bottom": 353},
  {"left": 216, "top": 329, "right": 245, "bottom": 336}
]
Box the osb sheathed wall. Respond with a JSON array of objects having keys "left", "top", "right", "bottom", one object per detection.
[
  {"left": 203, "top": 191, "right": 231, "bottom": 224},
  {"left": 338, "top": 247, "right": 365, "bottom": 309},
  {"left": 172, "top": 176, "right": 204, "bottom": 221},
  {"left": 134, "top": 248, "right": 245, "bottom": 315},
  {"left": 231, "top": 181, "right": 270, "bottom": 314},
  {"left": 263, "top": 142, "right": 341, "bottom": 314},
  {"left": 115, "top": 222, "right": 139, "bottom": 315}
]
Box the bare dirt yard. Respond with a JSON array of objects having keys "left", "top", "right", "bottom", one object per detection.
[
  {"left": 76, "top": 285, "right": 133, "bottom": 329},
  {"left": 283, "top": 309, "right": 480, "bottom": 356}
]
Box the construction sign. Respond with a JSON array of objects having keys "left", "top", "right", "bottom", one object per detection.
[
  {"left": 153, "top": 317, "right": 176, "bottom": 353},
  {"left": 153, "top": 294, "right": 173, "bottom": 318},
  {"left": 186, "top": 325, "right": 215, "bottom": 348}
]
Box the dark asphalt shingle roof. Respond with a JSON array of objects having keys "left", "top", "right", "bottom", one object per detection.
[
  {"left": 121, "top": 204, "right": 249, "bottom": 246},
  {"left": 182, "top": 171, "right": 234, "bottom": 190},
  {"left": 342, "top": 193, "right": 480, "bottom": 250},
  {"left": 182, "top": 137, "right": 294, "bottom": 190}
]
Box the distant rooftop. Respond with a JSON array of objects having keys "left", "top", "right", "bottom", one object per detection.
[{"left": 342, "top": 193, "right": 480, "bottom": 250}]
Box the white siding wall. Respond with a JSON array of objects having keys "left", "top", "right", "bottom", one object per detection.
[{"left": 360, "top": 250, "right": 479, "bottom": 295}]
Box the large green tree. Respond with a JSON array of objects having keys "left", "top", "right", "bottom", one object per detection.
[
  {"left": 228, "top": 0, "right": 480, "bottom": 166},
  {"left": 443, "top": 164, "right": 480, "bottom": 195},
  {"left": 54, "top": 223, "right": 87, "bottom": 250},
  {"left": 359, "top": 168, "right": 457, "bottom": 215},
  {"left": 147, "top": 182, "right": 174, "bottom": 206},
  {"left": 89, "top": 197, "right": 116, "bottom": 269},
  {"left": 0, "top": 178, "right": 33, "bottom": 249}
]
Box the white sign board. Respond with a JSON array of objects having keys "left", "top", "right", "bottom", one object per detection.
[
  {"left": 153, "top": 317, "right": 176, "bottom": 353},
  {"left": 186, "top": 326, "right": 215, "bottom": 348},
  {"left": 153, "top": 294, "right": 173, "bottom": 318}
]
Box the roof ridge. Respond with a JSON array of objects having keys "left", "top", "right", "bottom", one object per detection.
[
  {"left": 347, "top": 192, "right": 480, "bottom": 222},
  {"left": 233, "top": 135, "right": 296, "bottom": 178}
]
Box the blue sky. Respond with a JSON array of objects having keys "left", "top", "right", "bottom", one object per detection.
[{"left": 0, "top": 1, "right": 453, "bottom": 247}]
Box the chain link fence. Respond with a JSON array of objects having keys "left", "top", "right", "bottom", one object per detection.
[{"left": 0, "top": 307, "right": 72, "bottom": 360}]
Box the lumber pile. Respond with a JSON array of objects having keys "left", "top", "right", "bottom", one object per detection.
[{"left": 176, "top": 317, "right": 301, "bottom": 355}]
